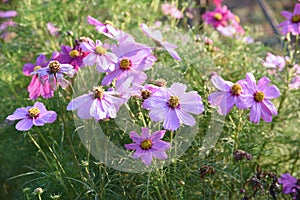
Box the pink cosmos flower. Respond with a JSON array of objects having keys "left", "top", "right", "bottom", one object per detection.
[
  {"left": 208, "top": 74, "right": 249, "bottom": 115},
  {"left": 6, "top": 102, "right": 57, "bottom": 131},
  {"left": 102, "top": 39, "right": 156, "bottom": 87},
  {"left": 46, "top": 22, "right": 59, "bottom": 36},
  {"left": 80, "top": 39, "right": 117, "bottom": 72},
  {"left": 243, "top": 72, "right": 280, "bottom": 124},
  {"left": 58, "top": 44, "right": 89, "bottom": 71},
  {"left": 31, "top": 60, "right": 75, "bottom": 90},
  {"left": 143, "top": 82, "right": 204, "bottom": 131},
  {"left": 202, "top": 6, "right": 234, "bottom": 28},
  {"left": 140, "top": 23, "right": 181, "bottom": 60},
  {"left": 262, "top": 52, "right": 287, "bottom": 75},
  {"left": 278, "top": 173, "right": 300, "bottom": 199},
  {"left": 22, "top": 54, "right": 54, "bottom": 100},
  {"left": 0, "top": 10, "right": 17, "bottom": 18},
  {"left": 278, "top": 4, "right": 300, "bottom": 35},
  {"left": 202, "top": 6, "right": 244, "bottom": 36},
  {"left": 67, "top": 86, "right": 124, "bottom": 120},
  {"left": 161, "top": 3, "right": 183, "bottom": 19},
  {"left": 125, "top": 127, "right": 171, "bottom": 166}
]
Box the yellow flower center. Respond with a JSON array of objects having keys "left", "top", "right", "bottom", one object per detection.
[
  {"left": 119, "top": 58, "right": 131, "bottom": 69},
  {"left": 168, "top": 96, "right": 179, "bottom": 108},
  {"left": 34, "top": 65, "right": 42, "bottom": 71},
  {"left": 254, "top": 91, "right": 265, "bottom": 102},
  {"left": 292, "top": 14, "right": 300, "bottom": 23},
  {"left": 95, "top": 46, "right": 107, "bottom": 55},
  {"left": 214, "top": 13, "right": 222, "bottom": 21},
  {"left": 140, "top": 139, "right": 152, "bottom": 150},
  {"left": 69, "top": 50, "right": 79, "bottom": 58},
  {"left": 28, "top": 107, "right": 40, "bottom": 118},
  {"left": 141, "top": 89, "right": 151, "bottom": 99},
  {"left": 235, "top": 15, "right": 240, "bottom": 23},
  {"left": 49, "top": 61, "right": 60, "bottom": 73},
  {"left": 93, "top": 86, "right": 104, "bottom": 99},
  {"left": 231, "top": 84, "right": 242, "bottom": 95},
  {"left": 104, "top": 20, "right": 114, "bottom": 26}
]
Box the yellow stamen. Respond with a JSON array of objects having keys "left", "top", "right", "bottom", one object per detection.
[
  {"left": 140, "top": 139, "right": 152, "bottom": 150},
  {"left": 254, "top": 91, "right": 265, "bottom": 102},
  {"left": 168, "top": 96, "right": 179, "bottom": 108},
  {"left": 49, "top": 61, "right": 60, "bottom": 73},
  {"left": 69, "top": 50, "right": 79, "bottom": 58},
  {"left": 28, "top": 107, "right": 40, "bottom": 118},
  {"left": 231, "top": 84, "right": 242, "bottom": 95},
  {"left": 292, "top": 14, "right": 300, "bottom": 23},
  {"left": 141, "top": 89, "right": 151, "bottom": 99},
  {"left": 34, "top": 65, "right": 42, "bottom": 71},
  {"left": 93, "top": 86, "right": 104, "bottom": 99},
  {"left": 104, "top": 20, "right": 114, "bottom": 26},
  {"left": 119, "top": 58, "right": 131, "bottom": 69},
  {"left": 214, "top": 13, "right": 222, "bottom": 21},
  {"left": 235, "top": 15, "right": 240, "bottom": 23},
  {"left": 95, "top": 46, "right": 107, "bottom": 55}
]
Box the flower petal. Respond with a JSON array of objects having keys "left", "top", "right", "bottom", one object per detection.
[
  {"left": 249, "top": 102, "right": 261, "bottom": 124},
  {"left": 152, "top": 150, "right": 168, "bottom": 160},
  {"left": 257, "top": 76, "right": 271, "bottom": 91},
  {"left": 16, "top": 118, "right": 33, "bottom": 131},
  {"left": 263, "top": 85, "right": 280, "bottom": 99},
  {"left": 163, "top": 108, "right": 180, "bottom": 131},
  {"left": 7, "top": 108, "right": 28, "bottom": 120}
]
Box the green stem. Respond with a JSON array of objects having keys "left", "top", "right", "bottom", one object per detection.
[
  {"left": 38, "top": 194, "right": 42, "bottom": 200},
  {"left": 27, "top": 132, "right": 53, "bottom": 170}
]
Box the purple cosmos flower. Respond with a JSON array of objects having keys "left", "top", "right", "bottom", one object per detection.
[
  {"left": 242, "top": 72, "right": 280, "bottom": 124},
  {"left": 102, "top": 39, "right": 156, "bottom": 87},
  {"left": 278, "top": 173, "right": 300, "bottom": 199},
  {"left": 87, "top": 16, "right": 133, "bottom": 42},
  {"left": 140, "top": 23, "right": 181, "bottom": 60},
  {"left": 125, "top": 127, "right": 171, "bottom": 166},
  {"left": 31, "top": 60, "right": 75, "bottom": 90},
  {"left": 262, "top": 52, "right": 286, "bottom": 74},
  {"left": 143, "top": 82, "right": 204, "bottom": 131},
  {"left": 80, "top": 39, "right": 117, "bottom": 72},
  {"left": 208, "top": 74, "right": 249, "bottom": 115},
  {"left": 278, "top": 4, "right": 300, "bottom": 35},
  {"left": 6, "top": 102, "right": 57, "bottom": 131},
  {"left": 58, "top": 44, "right": 89, "bottom": 71},
  {"left": 161, "top": 3, "right": 184, "bottom": 19},
  {"left": 22, "top": 54, "right": 54, "bottom": 100},
  {"left": 67, "top": 86, "right": 124, "bottom": 120},
  {"left": 0, "top": 10, "right": 17, "bottom": 18}
]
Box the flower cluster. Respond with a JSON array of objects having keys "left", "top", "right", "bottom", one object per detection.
[
  {"left": 208, "top": 72, "right": 280, "bottom": 124},
  {"left": 6, "top": 1, "right": 286, "bottom": 169},
  {"left": 202, "top": 5, "right": 244, "bottom": 37},
  {"left": 263, "top": 52, "right": 300, "bottom": 89},
  {"left": 161, "top": 3, "right": 183, "bottom": 19},
  {"left": 0, "top": 9, "right": 17, "bottom": 41}
]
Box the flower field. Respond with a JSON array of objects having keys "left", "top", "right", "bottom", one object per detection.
[{"left": 1, "top": 0, "right": 300, "bottom": 199}]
